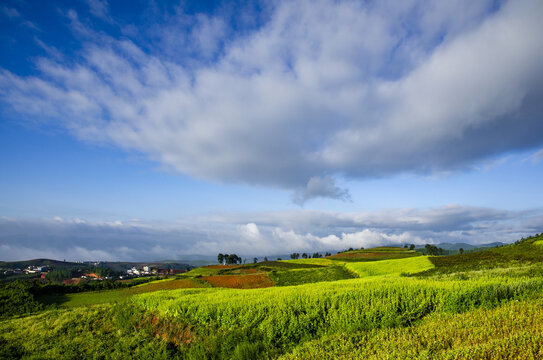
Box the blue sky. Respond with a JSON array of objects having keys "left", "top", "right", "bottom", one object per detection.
[{"left": 1, "top": 0, "right": 543, "bottom": 261}]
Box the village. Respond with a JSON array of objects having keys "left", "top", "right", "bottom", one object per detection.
[{"left": 1, "top": 263, "right": 188, "bottom": 283}]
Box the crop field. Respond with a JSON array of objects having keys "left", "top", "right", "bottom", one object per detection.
[
  {"left": 328, "top": 248, "right": 421, "bottom": 261},
  {"left": 2, "top": 235, "right": 543, "bottom": 359},
  {"left": 281, "top": 258, "right": 336, "bottom": 266},
  {"left": 269, "top": 265, "right": 355, "bottom": 286},
  {"left": 345, "top": 256, "right": 434, "bottom": 277},
  {"left": 201, "top": 273, "right": 275, "bottom": 289}
]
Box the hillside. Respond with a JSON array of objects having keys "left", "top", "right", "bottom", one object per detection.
[{"left": 1, "top": 234, "right": 542, "bottom": 359}]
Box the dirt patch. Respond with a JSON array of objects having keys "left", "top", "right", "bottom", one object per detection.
[
  {"left": 130, "top": 279, "right": 206, "bottom": 294},
  {"left": 224, "top": 268, "right": 259, "bottom": 274},
  {"left": 202, "top": 273, "right": 275, "bottom": 289},
  {"left": 146, "top": 314, "right": 193, "bottom": 346}
]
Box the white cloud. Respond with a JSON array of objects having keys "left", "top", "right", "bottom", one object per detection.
[
  {"left": 0, "top": 0, "right": 542, "bottom": 202},
  {"left": 1, "top": 205, "right": 541, "bottom": 261},
  {"left": 85, "top": 0, "right": 112, "bottom": 23}
]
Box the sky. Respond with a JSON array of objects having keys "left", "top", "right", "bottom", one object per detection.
[{"left": 1, "top": 0, "right": 543, "bottom": 262}]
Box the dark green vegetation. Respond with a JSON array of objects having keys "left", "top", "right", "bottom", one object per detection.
[{"left": 1, "top": 235, "right": 543, "bottom": 359}]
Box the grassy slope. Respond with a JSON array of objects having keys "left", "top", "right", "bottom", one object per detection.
[
  {"left": 269, "top": 265, "right": 356, "bottom": 286},
  {"left": 345, "top": 256, "right": 434, "bottom": 277},
  {"left": 328, "top": 247, "right": 421, "bottom": 262},
  {"left": 0, "top": 304, "right": 188, "bottom": 360},
  {"left": 280, "top": 297, "right": 543, "bottom": 359},
  {"left": 3, "top": 238, "right": 543, "bottom": 359},
  {"left": 41, "top": 277, "right": 208, "bottom": 307},
  {"left": 417, "top": 236, "right": 543, "bottom": 276}
]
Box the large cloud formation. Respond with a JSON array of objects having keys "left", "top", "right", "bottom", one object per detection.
[
  {"left": 1, "top": 205, "right": 541, "bottom": 261},
  {"left": 1, "top": 0, "right": 543, "bottom": 204}
]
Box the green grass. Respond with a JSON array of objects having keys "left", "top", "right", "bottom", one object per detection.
[
  {"left": 269, "top": 265, "right": 355, "bottom": 286},
  {"left": 184, "top": 267, "right": 225, "bottom": 277},
  {"left": 39, "top": 278, "right": 207, "bottom": 307},
  {"left": 134, "top": 272, "right": 543, "bottom": 355},
  {"left": 280, "top": 258, "right": 337, "bottom": 266},
  {"left": 279, "top": 297, "right": 543, "bottom": 359},
  {"left": 0, "top": 304, "right": 187, "bottom": 360},
  {"left": 345, "top": 256, "right": 435, "bottom": 277}
]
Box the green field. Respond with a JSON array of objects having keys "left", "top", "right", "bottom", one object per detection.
[
  {"left": 345, "top": 256, "right": 435, "bottom": 277},
  {"left": 2, "top": 235, "right": 543, "bottom": 359}
]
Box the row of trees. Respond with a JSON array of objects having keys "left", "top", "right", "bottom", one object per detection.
[
  {"left": 290, "top": 252, "right": 332, "bottom": 259},
  {"left": 217, "top": 253, "right": 242, "bottom": 265}
]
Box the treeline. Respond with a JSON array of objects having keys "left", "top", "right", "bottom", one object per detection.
[
  {"left": 217, "top": 253, "right": 242, "bottom": 265},
  {"left": 289, "top": 252, "right": 332, "bottom": 259}
]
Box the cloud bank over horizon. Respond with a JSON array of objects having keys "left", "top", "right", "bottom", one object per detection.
[
  {"left": 1, "top": 205, "right": 541, "bottom": 261},
  {"left": 1, "top": 0, "right": 543, "bottom": 204}
]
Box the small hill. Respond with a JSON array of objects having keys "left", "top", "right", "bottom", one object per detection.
[
  {"left": 0, "top": 258, "right": 82, "bottom": 269},
  {"left": 416, "top": 234, "right": 543, "bottom": 276},
  {"left": 328, "top": 247, "right": 420, "bottom": 262}
]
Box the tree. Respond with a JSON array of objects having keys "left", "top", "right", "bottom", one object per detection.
[
  {"left": 424, "top": 244, "right": 444, "bottom": 256},
  {"left": 404, "top": 244, "right": 408, "bottom": 248},
  {"left": 302, "top": 253, "right": 308, "bottom": 259},
  {"left": 409, "top": 244, "right": 415, "bottom": 250},
  {"left": 264, "top": 257, "right": 268, "bottom": 262},
  {"left": 459, "top": 248, "right": 464, "bottom": 255},
  {"left": 325, "top": 252, "right": 331, "bottom": 257},
  {"left": 253, "top": 257, "right": 258, "bottom": 263},
  {"left": 217, "top": 253, "right": 224, "bottom": 264},
  {"left": 290, "top": 253, "right": 300, "bottom": 259},
  {"left": 226, "top": 254, "right": 241, "bottom": 265}
]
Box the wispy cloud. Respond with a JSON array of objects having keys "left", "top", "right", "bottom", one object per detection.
[
  {"left": 85, "top": 0, "right": 112, "bottom": 23},
  {"left": 291, "top": 176, "right": 351, "bottom": 205},
  {"left": 525, "top": 148, "right": 543, "bottom": 163},
  {"left": 0, "top": 0, "right": 542, "bottom": 204},
  {"left": 1, "top": 6, "right": 20, "bottom": 18}
]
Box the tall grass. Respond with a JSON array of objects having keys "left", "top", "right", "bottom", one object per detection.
[
  {"left": 279, "top": 297, "right": 543, "bottom": 359},
  {"left": 134, "top": 274, "right": 543, "bottom": 352}
]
